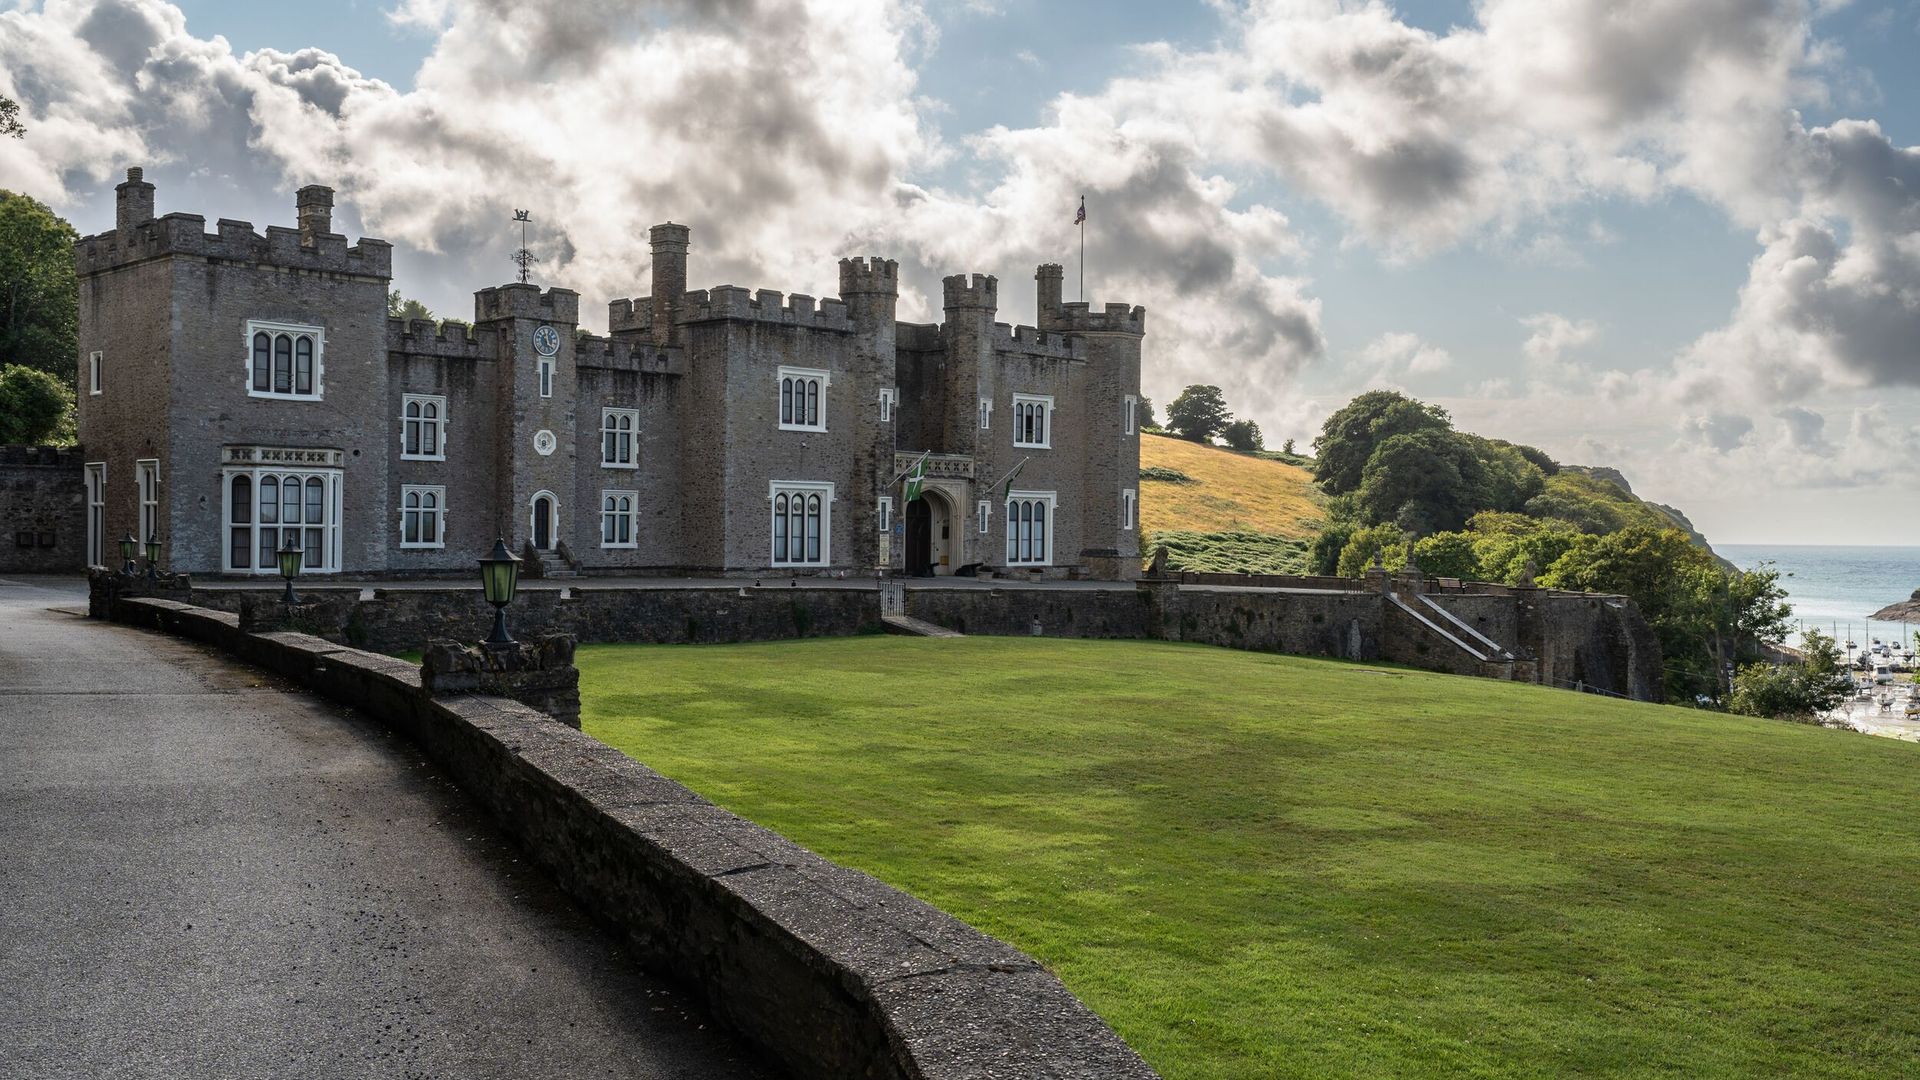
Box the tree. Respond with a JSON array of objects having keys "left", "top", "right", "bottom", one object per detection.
[
  {"left": 1281, "top": 438, "right": 1295, "bottom": 455},
  {"left": 1335, "top": 522, "right": 1410, "bottom": 577},
  {"left": 1221, "top": 418, "right": 1263, "bottom": 452},
  {"left": 1137, "top": 395, "right": 1158, "bottom": 430},
  {"left": 0, "top": 364, "right": 73, "bottom": 444},
  {"left": 1312, "top": 390, "right": 1452, "bottom": 496},
  {"left": 0, "top": 96, "right": 24, "bottom": 138},
  {"left": 0, "top": 191, "right": 79, "bottom": 385},
  {"left": 1351, "top": 428, "right": 1490, "bottom": 533},
  {"left": 1729, "top": 629, "right": 1851, "bottom": 722},
  {"left": 388, "top": 289, "right": 435, "bottom": 323},
  {"left": 1166, "top": 384, "right": 1232, "bottom": 443},
  {"left": 1411, "top": 532, "right": 1482, "bottom": 581}
]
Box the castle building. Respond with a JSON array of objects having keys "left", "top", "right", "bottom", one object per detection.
[{"left": 73, "top": 169, "right": 1146, "bottom": 580}]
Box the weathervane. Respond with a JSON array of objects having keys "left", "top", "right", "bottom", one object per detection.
[{"left": 511, "top": 208, "right": 536, "bottom": 284}]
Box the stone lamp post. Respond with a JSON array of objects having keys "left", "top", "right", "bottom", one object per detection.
[
  {"left": 119, "top": 533, "right": 138, "bottom": 575},
  {"left": 144, "top": 534, "right": 161, "bottom": 583}
]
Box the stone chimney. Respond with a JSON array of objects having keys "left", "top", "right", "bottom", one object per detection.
[
  {"left": 296, "top": 185, "right": 334, "bottom": 246},
  {"left": 115, "top": 167, "right": 155, "bottom": 233},
  {"left": 649, "top": 222, "right": 690, "bottom": 346}
]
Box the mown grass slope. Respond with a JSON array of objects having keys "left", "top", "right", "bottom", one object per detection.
[
  {"left": 1138, "top": 435, "right": 1323, "bottom": 572},
  {"left": 581, "top": 637, "right": 1920, "bottom": 1080}
]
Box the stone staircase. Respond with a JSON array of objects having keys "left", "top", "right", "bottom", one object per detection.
[{"left": 881, "top": 613, "right": 964, "bottom": 638}]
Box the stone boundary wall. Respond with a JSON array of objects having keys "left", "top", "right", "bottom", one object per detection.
[
  {"left": 197, "top": 585, "right": 885, "bottom": 655},
  {"left": 0, "top": 446, "right": 85, "bottom": 574},
  {"left": 102, "top": 594, "right": 1159, "bottom": 1080}
]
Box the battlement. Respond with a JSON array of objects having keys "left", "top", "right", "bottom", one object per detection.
[
  {"left": 991, "top": 322, "right": 1084, "bottom": 361},
  {"left": 895, "top": 322, "right": 944, "bottom": 351},
  {"left": 76, "top": 212, "right": 393, "bottom": 278},
  {"left": 679, "top": 285, "right": 852, "bottom": 331},
  {"left": 609, "top": 297, "right": 651, "bottom": 334},
  {"left": 474, "top": 283, "right": 580, "bottom": 324},
  {"left": 1053, "top": 300, "right": 1146, "bottom": 336},
  {"left": 387, "top": 317, "right": 491, "bottom": 360},
  {"left": 838, "top": 256, "right": 899, "bottom": 297},
  {"left": 942, "top": 273, "right": 998, "bottom": 311},
  {"left": 0, "top": 445, "right": 85, "bottom": 468},
  {"left": 573, "top": 332, "right": 687, "bottom": 375}
]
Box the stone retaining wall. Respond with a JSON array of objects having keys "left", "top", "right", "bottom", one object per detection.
[
  {"left": 103, "top": 593, "right": 1158, "bottom": 1080},
  {"left": 0, "top": 446, "right": 85, "bottom": 574}
]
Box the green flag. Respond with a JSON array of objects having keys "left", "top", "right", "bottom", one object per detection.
[
  {"left": 904, "top": 453, "right": 928, "bottom": 503},
  {"left": 997, "top": 456, "right": 1029, "bottom": 501}
]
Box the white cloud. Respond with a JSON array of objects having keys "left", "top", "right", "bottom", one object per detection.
[{"left": 1520, "top": 312, "right": 1600, "bottom": 364}]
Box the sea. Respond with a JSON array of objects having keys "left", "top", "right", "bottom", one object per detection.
[{"left": 1719, "top": 545, "right": 1920, "bottom": 646}]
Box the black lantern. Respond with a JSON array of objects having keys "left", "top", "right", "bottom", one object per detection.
[
  {"left": 479, "top": 537, "right": 522, "bottom": 646},
  {"left": 144, "top": 533, "right": 161, "bottom": 582},
  {"left": 119, "top": 532, "right": 138, "bottom": 574},
  {"left": 277, "top": 535, "right": 304, "bottom": 605}
]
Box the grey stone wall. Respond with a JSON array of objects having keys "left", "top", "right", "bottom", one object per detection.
[{"left": 0, "top": 447, "right": 86, "bottom": 572}]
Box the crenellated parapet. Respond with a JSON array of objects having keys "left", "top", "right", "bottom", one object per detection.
[
  {"left": 942, "top": 273, "right": 998, "bottom": 311},
  {"left": 679, "top": 285, "right": 852, "bottom": 331},
  {"left": 0, "top": 444, "right": 86, "bottom": 468},
  {"left": 838, "top": 256, "right": 898, "bottom": 297},
  {"left": 387, "top": 317, "right": 491, "bottom": 359},
  {"left": 75, "top": 212, "right": 393, "bottom": 279},
  {"left": 1052, "top": 300, "right": 1146, "bottom": 337},
  {"left": 474, "top": 283, "right": 579, "bottom": 324},
  {"left": 991, "top": 322, "right": 1084, "bottom": 361},
  {"left": 572, "top": 331, "right": 687, "bottom": 375},
  {"left": 609, "top": 296, "right": 651, "bottom": 335}
]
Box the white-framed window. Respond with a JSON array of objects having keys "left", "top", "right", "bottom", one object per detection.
[
  {"left": 538, "top": 356, "right": 554, "bottom": 398},
  {"left": 978, "top": 398, "right": 991, "bottom": 430},
  {"left": 245, "top": 320, "right": 324, "bottom": 400},
  {"left": 1013, "top": 393, "right": 1053, "bottom": 448},
  {"left": 879, "top": 388, "right": 896, "bottom": 423},
  {"left": 877, "top": 496, "right": 893, "bottom": 533},
  {"left": 1124, "top": 395, "right": 1137, "bottom": 435},
  {"left": 84, "top": 463, "right": 105, "bottom": 567},
  {"left": 89, "top": 351, "right": 102, "bottom": 395},
  {"left": 778, "top": 367, "right": 828, "bottom": 431},
  {"left": 1122, "top": 488, "right": 1137, "bottom": 530},
  {"left": 399, "top": 485, "right": 446, "bottom": 548},
  {"left": 136, "top": 459, "right": 159, "bottom": 544},
  {"left": 223, "top": 468, "right": 342, "bottom": 573},
  {"left": 976, "top": 499, "right": 990, "bottom": 535},
  {"left": 601, "top": 408, "right": 638, "bottom": 468},
  {"left": 770, "top": 480, "right": 833, "bottom": 565},
  {"left": 401, "top": 394, "right": 446, "bottom": 460},
  {"left": 1005, "top": 491, "right": 1056, "bottom": 566},
  {"left": 600, "top": 489, "right": 638, "bottom": 548}
]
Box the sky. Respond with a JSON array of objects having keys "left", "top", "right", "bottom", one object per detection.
[{"left": 2, "top": 0, "right": 1917, "bottom": 545}]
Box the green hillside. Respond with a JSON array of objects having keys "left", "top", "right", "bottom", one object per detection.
[
  {"left": 1138, "top": 434, "right": 1323, "bottom": 573},
  {"left": 583, "top": 637, "right": 1920, "bottom": 1080}
]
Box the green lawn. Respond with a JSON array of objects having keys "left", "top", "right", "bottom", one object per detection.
[{"left": 578, "top": 637, "right": 1920, "bottom": 1079}]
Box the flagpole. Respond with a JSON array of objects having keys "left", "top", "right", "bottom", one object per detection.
[{"left": 1078, "top": 194, "right": 1086, "bottom": 301}]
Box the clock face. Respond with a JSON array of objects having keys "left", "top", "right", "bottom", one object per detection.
[
  {"left": 533, "top": 429, "right": 556, "bottom": 456},
  {"left": 532, "top": 324, "right": 560, "bottom": 357}
]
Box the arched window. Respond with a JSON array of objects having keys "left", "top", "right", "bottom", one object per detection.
[
  {"left": 399, "top": 484, "right": 444, "bottom": 548},
  {"left": 251, "top": 332, "right": 271, "bottom": 391},
  {"left": 273, "top": 334, "right": 293, "bottom": 394},
  {"left": 781, "top": 378, "right": 794, "bottom": 425},
  {"left": 805, "top": 381, "right": 819, "bottom": 426},
  {"left": 404, "top": 399, "right": 422, "bottom": 456},
  {"left": 229, "top": 474, "right": 252, "bottom": 569},
  {"left": 773, "top": 493, "right": 789, "bottom": 561},
  {"left": 293, "top": 336, "right": 313, "bottom": 395},
  {"left": 769, "top": 483, "right": 833, "bottom": 565},
  {"left": 400, "top": 394, "right": 447, "bottom": 460},
  {"left": 775, "top": 368, "right": 827, "bottom": 431},
  {"left": 805, "top": 494, "right": 821, "bottom": 563},
  {"left": 1005, "top": 495, "right": 1055, "bottom": 565}
]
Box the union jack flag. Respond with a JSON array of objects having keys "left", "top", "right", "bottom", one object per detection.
[{"left": 1074, "top": 197, "right": 1086, "bottom": 225}]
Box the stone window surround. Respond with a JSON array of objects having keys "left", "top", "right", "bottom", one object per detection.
[
  {"left": 778, "top": 366, "right": 829, "bottom": 432},
  {"left": 1005, "top": 489, "right": 1056, "bottom": 566},
  {"left": 538, "top": 356, "right": 555, "bottom": 399},
  {"left": 976, "top": 498, "right": 990, "bottom": 536},
  {"left": 221, "top": 466, "right": 343, "bottom": 574},
  {"left": 876, "top": 495, "right": 893, "bottom": 533},
  {"left": 399, "top": 484, "right": 447, "bottom": 549},
  {"left": 879, "top": 388, "right": 896, "bottom": 423},
  {"left": 978, "top": 397, "right": 991, "bottom": 431},
  {"left": 600, "top": 489, "right": 638, "bottom": 549},
  {"left": 769, "top": 480, "right": 834, "bottom": 566},
  {"left": 1124, "top": 394, "right": 1137, "bottom": 435},
  {"left": 89, "top": 351, "right": 102, "bottom": 396},
  {"left": 1012, "top": 393, "right": 1053, "bottom": 449},
  {"left": 1122, "top": 487, "right": 1137, "bottom": 531},
  {"left": 244, "top": 319, "right": 326, "bottom": 401},
  {"left": 529, "top": 490, "right": 560, "bottom": 551},
  {"left": 400, "top": 394, "right": 447, "bottom": 461},
  {"left": 136, "top": 459, "right": 160, "bottom": 544},
  {"left": 84, "top": 462, "right": 105, "bottom": 568},
  {"left": 601, "top": 408, "right": 639, "bottom": 469}
]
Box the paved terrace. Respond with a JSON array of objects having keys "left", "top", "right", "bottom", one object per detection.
[{"left": 0, "top": 576, "right": 772, "bottom": 1079}]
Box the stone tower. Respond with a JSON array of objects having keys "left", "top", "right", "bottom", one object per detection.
[
  {"left": 475, "top": 284, "right": 581, "bottom": 557},
  {"left": 839, "top": 257, "right": 899, "bottom": 570}
]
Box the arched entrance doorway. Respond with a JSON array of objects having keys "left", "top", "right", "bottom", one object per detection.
[
  {"left": 903, "top": 491, "right": 952, "bottom": 576},
  {"left": 531, "top": 492, "right": 556, "bottom": 550}
]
